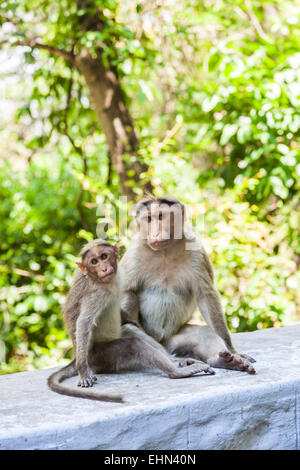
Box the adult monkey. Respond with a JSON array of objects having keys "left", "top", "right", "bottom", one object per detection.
[{"left": 120, "top": 195, "right": 256, "bottom": 374}]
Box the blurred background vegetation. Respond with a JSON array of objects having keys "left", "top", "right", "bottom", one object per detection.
[{"left": 0, "top": 0, "right": 299, "bottom": 374}]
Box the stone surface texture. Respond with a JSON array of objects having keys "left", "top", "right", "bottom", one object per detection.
[{"left": 1, "top": 325, "right": 300, "bottom": 450}]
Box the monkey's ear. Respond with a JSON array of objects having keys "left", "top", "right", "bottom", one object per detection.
[
  {"left": 113, "top": 243, "right": 120, "bottom": 259},
  {"left": 76, "top": 261, "right": 88, "bottom": 274}
]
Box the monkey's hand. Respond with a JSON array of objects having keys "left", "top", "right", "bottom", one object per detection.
[{"left": 77, "top": 370, "right": 98, "bottom": 388}]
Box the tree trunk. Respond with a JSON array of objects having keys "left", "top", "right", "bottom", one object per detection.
[
  {"left": 73, "top": 0, "right": 152, "bottom": 200},
  {"left": 11, "top": 0, "right": 153, "bottom": 199},
  {"left": 74, "top": 51, "right": 152, "bottom": 199}
]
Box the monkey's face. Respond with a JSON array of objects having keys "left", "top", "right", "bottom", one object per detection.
[
  {"left": 137, "top": 203, "right": 184, "bottom": 251},
  {"left": 77, "top": 244, "right": 118, "bottom": 283}
]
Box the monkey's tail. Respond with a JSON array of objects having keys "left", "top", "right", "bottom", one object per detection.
[{"left": 47, "top": 360, "right": 124, "bottom": 403}]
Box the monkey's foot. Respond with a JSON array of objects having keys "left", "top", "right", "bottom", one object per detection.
[
  {"left": 168, "top": 362, "right": 215, "bottom": 378},
  {"left": 174, "top": 357, "right": 202, "bottom": 367},
  {"left": 77, "top": 374, "right": 97, "bottom": 388},
  {"left": 209, "top": 350, "right": 256, "bottom": 375}
]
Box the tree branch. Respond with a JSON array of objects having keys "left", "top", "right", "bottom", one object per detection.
[
  {"left": 244, "top": 0, "right": 274, "bottom": 44},
  {"left": 11, "top": 40, "right": 74, "bottom": 63},
  {"left": 107, "top": 150, "right": 112, "bottom": 186}
]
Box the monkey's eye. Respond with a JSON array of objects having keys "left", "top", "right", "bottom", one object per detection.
[
  {"left": 91, "top": 258, "right": 98, "bottom": 265},
  {"left": 100, "top": 254, "right": 108, "bottom": 260}
]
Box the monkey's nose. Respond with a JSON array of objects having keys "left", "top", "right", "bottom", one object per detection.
[{"left": 102, "top": 267, "right": 114, "bottom": 275}]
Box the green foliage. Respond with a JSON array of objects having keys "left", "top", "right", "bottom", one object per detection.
[
  {"left": 202, "top": 193, "right": 299, "bottom": 331},
  {"left": 0, "top": 161, "right": 83, "bottom": 372},
  {"left": 0, "top": 0, "right": 299, "bottom": 373}
]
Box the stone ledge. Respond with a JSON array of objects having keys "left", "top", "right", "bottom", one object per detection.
[{"left": 1, "top": 325, "right": 300, "bottom": 450}]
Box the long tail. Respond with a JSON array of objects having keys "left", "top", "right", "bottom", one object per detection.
[{"left": 47, "top": 360, "right": 124, "bottom": 403}]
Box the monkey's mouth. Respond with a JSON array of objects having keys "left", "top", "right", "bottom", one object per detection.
[{"left": 100, "top": 271, "right": 115, "bottom": 281}]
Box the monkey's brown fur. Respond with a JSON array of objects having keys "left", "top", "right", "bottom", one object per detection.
[
  {"left": 48, "top": 239, "right": 214, "bottom": 402},
  {"left": 121, "top": 195, "right": 256, "bottom": 375}
]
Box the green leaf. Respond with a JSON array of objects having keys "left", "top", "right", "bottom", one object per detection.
[{"left": 220, "top": 124, "right": 238, "bottom": 145}]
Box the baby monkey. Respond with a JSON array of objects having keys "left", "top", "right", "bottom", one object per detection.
[{"left": 48, "top": 239, "right": 213, "bottom": 402}]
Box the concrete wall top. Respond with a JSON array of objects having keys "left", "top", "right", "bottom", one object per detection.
[{"left": 1, "top": 325, "right": 300, "bottom": 450}]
